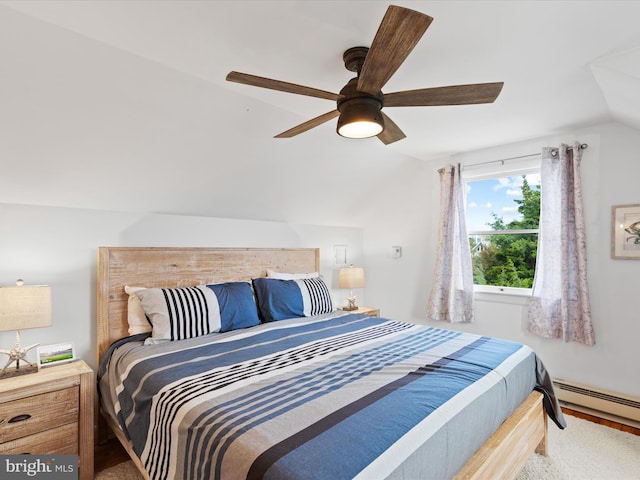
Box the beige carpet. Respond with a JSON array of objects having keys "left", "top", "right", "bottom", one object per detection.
[
  {"left": 517, "top": 415, "right": 640, "bottom": 480},
  {"left": 95, "top": 415, "right": 640, "bottom": 479}
]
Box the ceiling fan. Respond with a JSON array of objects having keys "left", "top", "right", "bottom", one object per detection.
[{"left": 226, "top": 5, "right": 503, "bottom": 145}]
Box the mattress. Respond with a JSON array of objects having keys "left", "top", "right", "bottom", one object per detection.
[{"left": 98, "top": 311, "right": 564, "bottom": 480}]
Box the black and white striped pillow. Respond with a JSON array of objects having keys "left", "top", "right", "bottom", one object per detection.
[
  {"left": 298, "top": 277, "right": 334, "bottom": 316},
  {"left": 135, "top": 285, "right": 221, "bottom": 341}
]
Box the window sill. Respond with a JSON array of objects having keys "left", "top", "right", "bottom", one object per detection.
[{"left": 474, "top": 286, "right": 531, "bottom": 306}]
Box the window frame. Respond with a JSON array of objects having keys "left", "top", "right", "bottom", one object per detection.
[{"left": 462, "top": 158, "right": 541, "bottom": 297}]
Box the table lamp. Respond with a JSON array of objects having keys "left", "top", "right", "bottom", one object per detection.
[
  {"left": 0, "top": 279, "right": 52, "bottom": 379},
  {"left": 338, "top": 265, "right": 365, "bottom": 311}
]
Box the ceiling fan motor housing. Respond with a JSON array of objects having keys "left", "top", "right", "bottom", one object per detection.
[{"left": 336, "top": 77, "right": 385, "bottom": 136}]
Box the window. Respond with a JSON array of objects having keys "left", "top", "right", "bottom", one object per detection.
[{"left": 463, "top": 161, "right": 541, "bottom": 294}]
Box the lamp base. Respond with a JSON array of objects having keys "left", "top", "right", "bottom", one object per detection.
[
  {"left": 343, "top": 294, "right": 358, "bottom": 311},
  {"left": 0, "top": 330, "right": 40, "bottom": 380},
  {"left": 0, "top": 363, "right": 39, "bottom": 380}
]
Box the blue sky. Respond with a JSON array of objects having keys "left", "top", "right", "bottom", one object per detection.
[{"left": 465, "top": 174, "right": 540, "bottom": 232}]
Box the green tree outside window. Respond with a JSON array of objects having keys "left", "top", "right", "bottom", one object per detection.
[{"left": 470, "top": 177, "right": 540, "bottom": 288}]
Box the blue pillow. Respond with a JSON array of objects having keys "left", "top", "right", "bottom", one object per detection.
[
  {"left": 252, "top": 277, "right": 334, "bottom": 322},
  {"left": 207, "top": 282, "right": 260, "bottom": 332}
]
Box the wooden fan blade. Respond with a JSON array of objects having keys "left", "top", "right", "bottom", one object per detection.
[
  {"left": 377, "top": 112, "right": 406, "bottom": 145},
  {"left": 358, "top": 6, "right": 433, "bottom": 95},
  {"left": 226, "top": 71, "right": 340, "bottom": 101},
  {"left": 384, "top": 82, "right": 504, "bottom": 107},
  {"left": 274, "top": 110, "right": 340, "bottom": 138}
]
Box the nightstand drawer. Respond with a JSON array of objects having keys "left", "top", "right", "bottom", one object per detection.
[
  {"left": 0, "top": 386, "right": 78, "bottom": 443},
  {"left": 0, "top": 422, "right": 78, "bottom": 455}
]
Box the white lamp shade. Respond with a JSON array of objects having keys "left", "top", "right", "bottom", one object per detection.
[
  {"left": 339, "top": 267, "right": 365, "bottom": 289},
  {"left": 0, "top": 285, "right": 52, "bottom": 331}
]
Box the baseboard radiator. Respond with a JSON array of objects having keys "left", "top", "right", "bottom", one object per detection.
[{"left": 553, "top": 378, "right": 640, "bottom": 425}]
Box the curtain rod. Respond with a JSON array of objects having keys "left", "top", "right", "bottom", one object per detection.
[{"left": 460, "top": 143, "right": 588, "bottom": 171}]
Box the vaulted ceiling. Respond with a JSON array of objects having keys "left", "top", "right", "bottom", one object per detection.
[{"left": 1, "top": 1, "right": 639, "bottom": 226}]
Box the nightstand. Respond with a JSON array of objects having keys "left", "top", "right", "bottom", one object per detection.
[
  {"left": 0, "top": 360, "right": 94, "bottom": 480},
  {"left": 339, "top": 306, "right": 380, "bottom": 317}
]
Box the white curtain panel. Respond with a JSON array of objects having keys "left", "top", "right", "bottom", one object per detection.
[
  {"left": 527, "top": 143, "right": 595, "bottom": 345},
  {"left": 427, "top": 164, "right": 474, "bottom": 323}
]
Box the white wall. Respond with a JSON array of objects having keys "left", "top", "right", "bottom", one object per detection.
[
  {"left": 362, "top": 121, "right": 640, "bottom": 398},
  {"left": 2, "top": 120, "right": 638, "bottom": 400},
  {"left": 0, "top": 205, "right": 364, "bottom": 371}
]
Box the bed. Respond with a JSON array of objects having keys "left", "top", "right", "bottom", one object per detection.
[{"left": 96, "top": 247, "right": 565, "bottom": 480}]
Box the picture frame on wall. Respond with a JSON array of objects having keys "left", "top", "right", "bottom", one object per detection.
[
  {"left": 37, "top": 342, "right": 76, "bottom": 367},
  {"left": 611, "top": 204, "right": 640, "bottom": 259}
]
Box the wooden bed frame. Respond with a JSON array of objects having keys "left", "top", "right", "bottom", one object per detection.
[{"left": 96, "top": 246, "right": 547, "bottom": 480}]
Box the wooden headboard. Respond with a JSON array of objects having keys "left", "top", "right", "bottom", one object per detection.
[{"left": 96, "top": 247, "right": 319, "bottom": 365}]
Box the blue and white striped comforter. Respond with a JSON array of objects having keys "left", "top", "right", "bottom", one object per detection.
[{"left": 99, "top": 312, "right": 564, "bottom": 480}]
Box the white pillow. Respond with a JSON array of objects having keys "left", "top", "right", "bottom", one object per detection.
[
  {"left": 266, "top": 269, "right": 319, "bottom": 280},
  {"left": 124, "top": 286, "right": 152, "bottom": 335}
]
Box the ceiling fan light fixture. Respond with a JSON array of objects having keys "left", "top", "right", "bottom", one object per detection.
[{"left": 337, "top": 98, "right": 385, "bottom": 139}]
